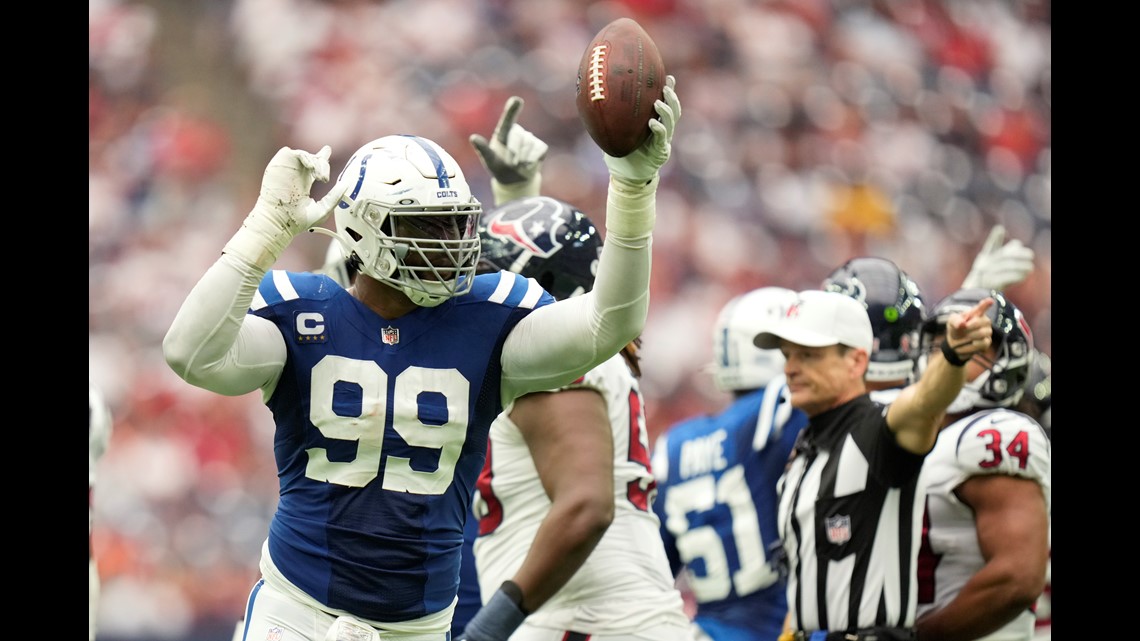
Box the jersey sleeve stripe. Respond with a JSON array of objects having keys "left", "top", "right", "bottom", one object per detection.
[
  {"left": 273, "top": 270, "right": 300, "bottom": 301},
  {"left": 488, "top": 271, "right": 515, "bottom": 304},
  {"left": 518, "top": 278, "right": 544, "bottom": 309}
]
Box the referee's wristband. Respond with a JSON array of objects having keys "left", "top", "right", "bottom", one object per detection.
[{"left": 940, "top": 339, "right": 970, "bottom": 367}]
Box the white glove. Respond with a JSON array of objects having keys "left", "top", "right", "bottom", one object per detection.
[
  {"left": 961, "top": 225, "right": 1035, "bottom": 291},
  {"left": 223, "top": 145, "right": 347, "bottom": 271},
  {"left": 603, "top": 75, "right": 681, "bottom": 243},
  {"left": 603, "top": 74, "right": 681, "bottom": 187},
  {"left": 469, "top": 96, "right": 548, "bottom": 206},
  {"left": 323, "top": 616, "right": 379, "bottom": 641}
]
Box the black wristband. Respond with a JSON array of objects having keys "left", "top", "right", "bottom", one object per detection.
[
  {"left": 940, "top": 339, "right": 969, "bottom": 367},
  {"left": 499, "top": 580, "right": 528, "bottom": 614}
]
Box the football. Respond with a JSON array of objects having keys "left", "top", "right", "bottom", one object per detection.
[{"left": 576, "top": 17, "right": 666, "bottom": 158}]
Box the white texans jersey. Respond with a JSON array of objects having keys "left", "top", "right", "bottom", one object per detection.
[
  {"left": 473, "top": 352, "right": 688, "bottom": 635},
  {"left": 917, "top": 408, "right": 1051, "bottom": 640}
]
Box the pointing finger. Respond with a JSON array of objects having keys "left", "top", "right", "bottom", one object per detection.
[
  {"left": 981, "top": 225, "right": 1006, "bottom": 254},
  {"left": 493, "top": 96, "right": 525, "bottom": 146},
  {"left": 955, "top": 297, "right": 994, "bottom": 329}
]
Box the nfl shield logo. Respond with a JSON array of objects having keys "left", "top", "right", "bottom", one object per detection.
[
  {"left": 265, "top": 627, "right": 283, "bottom": 641},
  {"left": 825, "top": 514, "right": 851, "bottom": 544},
  {"left": 382, "top": 326, "right": 400, "bottom": 345}
]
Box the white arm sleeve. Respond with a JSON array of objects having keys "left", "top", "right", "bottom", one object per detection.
[
  {"left": 499, "top": 180, "right": 654, "bottom": 403},
  {"left": 163, "top": 253, "right": 287, "bottom": 398}
]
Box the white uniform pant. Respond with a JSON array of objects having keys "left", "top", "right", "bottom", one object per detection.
[
  {"left": 507, "top": 620, "right": 695, "bottom": 641},
  {"left": 235, "top": 578, "right": 451, "bottom": 641}
]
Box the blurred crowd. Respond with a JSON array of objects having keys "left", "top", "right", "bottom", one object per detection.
[{"left": 88, "top": 0, "right": 1050, "bottom": 639}]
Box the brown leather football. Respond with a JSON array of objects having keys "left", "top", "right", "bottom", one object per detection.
[{"left": 576, "top": 18, "right": 666, "bottom": 158}]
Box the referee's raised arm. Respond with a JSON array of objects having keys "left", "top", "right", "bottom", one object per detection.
[{"left": 886, "top": 297, "right": 995, "bottom": 455}]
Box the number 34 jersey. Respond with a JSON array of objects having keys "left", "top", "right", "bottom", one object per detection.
[
  {"left": 249, "top": 269, "right": 552, "bottom": 623},
  {"left": 917, "top": 408, "right": 1051, "bottom": 640},
  {"left": 472, "top": 352, "right": 688, "bottom": 634}
]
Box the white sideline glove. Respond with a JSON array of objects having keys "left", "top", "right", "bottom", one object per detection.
[
  {"left": 603, "top": 74, "right": 681, "bottom": 187},
  {"left": 470, "top": 96, "right": 548, "bottom": 206},
  {"left": 223, "top": 145, "right": 347, "bottom": 271},
  {"left": 961, "top": 224, "right": 1035, "bottom": 291}
]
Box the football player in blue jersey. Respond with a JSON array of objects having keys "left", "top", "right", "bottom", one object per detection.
[
  {"left": 650, "top": 286, "right": 809, "bottom": 641},
  {"left": 163, "top": 76, "right": 680, "bottom": 641}
]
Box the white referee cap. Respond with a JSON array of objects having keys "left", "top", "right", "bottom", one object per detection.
[{"left": 753, "top": 289, "right": 873, "bottom": 354}]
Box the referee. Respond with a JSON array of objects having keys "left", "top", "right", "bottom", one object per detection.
[{"left": 752, "top": 290, "right": 993, "bottom": 640}]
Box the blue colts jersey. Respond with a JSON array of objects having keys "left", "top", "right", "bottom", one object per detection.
[
  {"left": 651, "top": 378, "right": 808, "bottom": 641},
  {"left": 249, "top": 269, "right": 552, "bottom": 622},
  {"left": 451, "top": 504, "right": 483, "bottom": 638}
]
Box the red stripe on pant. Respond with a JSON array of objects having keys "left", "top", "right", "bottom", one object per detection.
[{"left": 560, "top": 633, "right": 591, "bottom": 641}]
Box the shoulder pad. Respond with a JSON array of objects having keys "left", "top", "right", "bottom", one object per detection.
[
  {"left": 466, "top": 270, "right": 553, "bottom": 310},
  {"left": 251, "top": 271, "right": 338, "bottom": 311},
  {"left": 951, "top": 409, "right": 1050, "bottom": 482}
]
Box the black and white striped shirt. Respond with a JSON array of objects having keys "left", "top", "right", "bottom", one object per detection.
[{"left": 776, "top": 394, "right": 927, "bottom": 634}]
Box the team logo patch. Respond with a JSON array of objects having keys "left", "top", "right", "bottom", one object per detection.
[
  {"left": 265, "top": 627, "right": 283, "bottom": 641},
  {"left": 294, "top": 312, "right": 328, "bottom": 343},
  {"left": 485, "top": 200, "right": 567, "bottom": 257},
  {"left": 381, "top": 326, "right": 400, "bottom": 345},
  {"left": 825, "top": 514, "right": 851, "bottom": 544}
]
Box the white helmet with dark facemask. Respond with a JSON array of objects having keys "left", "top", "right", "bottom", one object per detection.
[
  {"left": 324, "top": 135, "right": 482, "bottom": 307},
  {"left": 711, "top": 287, "right": 799, "bottom": 393}
]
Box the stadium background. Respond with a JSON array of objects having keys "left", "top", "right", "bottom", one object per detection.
[{"left": 89, "top": 0, "right": 1050, "bottom": 639}]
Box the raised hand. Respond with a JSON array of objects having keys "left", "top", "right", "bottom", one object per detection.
[
  {"left": 961, "top": 225, "right": 1035, "bottom": 291},
  {"left": 470, "top": 96, "right": 548, "bottom": 205},
  {"left": 943, "top": 297, "right": 994, "bottom": 363},
  {"left": 224, "top": 145, "right": 347, "bottom": 271},
  {"left": 603, "top": 74, "right": 681, "bottom": 185}
]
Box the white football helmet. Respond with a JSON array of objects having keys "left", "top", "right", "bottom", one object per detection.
[
  {"left": 325, "top": 135, "right": 482, "bottom": 307},
  {"left": 711, "top": 287, "right": 798, "bottom": 392}
]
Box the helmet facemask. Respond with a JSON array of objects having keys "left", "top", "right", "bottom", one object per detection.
[{"left": 330, "top": 135, "right": 483, "bottom": 307}]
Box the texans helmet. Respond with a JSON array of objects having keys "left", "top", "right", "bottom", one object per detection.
[
  {"left": 328, "top": 135, "right": 482, "bottom": 307},
  {"left": 823, "top": 257, "right": 925, "bottom": 383},
  {"left": 918, "top": 288, "right": 1034, "bottom": 411},
  {"left": 477, "top": 196, "right": 602, "bottom": 301},
  {"left": 1017, "top": 348, "right": 1051, "bottom": 436},
  {"left": 711, "top": 287, "right": 799, "bottom": 393}
]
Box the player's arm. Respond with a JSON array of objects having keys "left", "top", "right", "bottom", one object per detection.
[
  {"left": 508, "top": 388, "right": 615, "bottom": 611},
  {"left": 886, "top": 297, "right": 994, "bottom": 454},
  {"left": 499, "top": 77, "right": 681, "bottom": 402},
  {"left": 460, "top": 388, "right": 615, "bottom": 641},
  {"left": 163, "top": 146, "right": 346, "bottom": 396},
  {"left": 915, "top": 474, "right": 1049, "bottom": 641}
]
